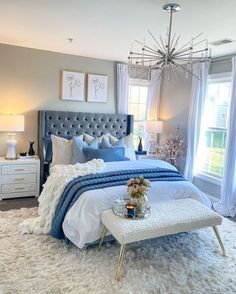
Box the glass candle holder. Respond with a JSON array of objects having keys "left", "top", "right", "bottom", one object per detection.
[{"left": 125, "top": 203, "right": 136, "bottom": 218}]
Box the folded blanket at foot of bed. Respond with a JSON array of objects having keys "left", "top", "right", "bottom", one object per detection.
[{"left": 50, "top": 167, "right": 186, "bottom": 241}]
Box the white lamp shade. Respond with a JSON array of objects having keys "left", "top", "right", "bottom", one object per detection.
[
  {"left": 0, "top": 114, "right": 25, "bottom": 132},
  {"left": 145, "top": 120, "right": 163, "bottom": 134}
]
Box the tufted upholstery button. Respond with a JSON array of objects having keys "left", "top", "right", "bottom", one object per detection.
[
  {"left": 49, "top": 117, "right": 51, "bottom": 120},
  {"left": 76, "top": 117, "right": 79, "bottom": 121},
  {"left": 58, "top": 117, "right": 61, "bottom": 120}
]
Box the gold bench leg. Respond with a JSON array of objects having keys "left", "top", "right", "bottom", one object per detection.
[
  {"left": 98, "top": 226, "right": 108, "bottom": 251},
  {"left": 115, "top": 244, "right": 126, "bottom": 281},
  {"left": 212, "top": 226, "right": 226, "bottom": 256}
]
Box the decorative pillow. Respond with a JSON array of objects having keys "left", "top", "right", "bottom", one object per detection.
[
  {"left": 109, "top": 134, "right": 136, "bottom": 161},
  {"left": 83, "top": 133, "right": 110, "bottom": 144},
  {"left": 51, "top": 135, "right": 77, "bottom": 166},
  {"left": 43, "top": 137, "right": 53, "bottom": 163},
  {"left": 83, "top": 147, "right": 129, "bottom": 162},
  {"left": 100, "top": 136, "right": 125, "bottom": 149},
  {"left": 72, "top": 136, "right": 98, "bottom": 164}
]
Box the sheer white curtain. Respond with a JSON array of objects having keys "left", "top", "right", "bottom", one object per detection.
[
  {"left": 184, "top": 62, "right": 209, "bottom": 181},
  {"left": 213, "top": 57, "right": 236, "bottom": 217},
  {"left": 145, "top": 69, "right": 162, "bottom": 151},
  {"left": 117, "top": 63, "right": 129, "bottom": 114},
  {"left": 146, "top": 69, "right": 162, "bottom": 120}
]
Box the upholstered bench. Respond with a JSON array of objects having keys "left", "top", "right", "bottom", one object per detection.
[{"left": 98, "top": 198, "right": 225, "bottom": 281}]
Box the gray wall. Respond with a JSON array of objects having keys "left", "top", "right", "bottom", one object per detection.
[
  {"left": 159, "top": 57, "right": 233, "bottom": 198},
  {"left": 0, "top": 42, "right": 234, "bottom": 198},
  {"left": 0, "top": 43, "right": 116, "bottom": 155}
]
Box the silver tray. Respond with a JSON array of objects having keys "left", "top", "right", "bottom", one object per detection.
[{"left": 112, "top": 204, "right": 151, "bottom": 220}]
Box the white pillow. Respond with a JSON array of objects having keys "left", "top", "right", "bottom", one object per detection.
[
  {"left": 51, "top": 135, "right": 82, "bottom": 166},
  {"left": 109, "top": 133, "right": 136, "bottom": 161}
]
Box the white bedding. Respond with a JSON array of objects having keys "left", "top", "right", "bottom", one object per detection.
[{"left": 62, "top": 160, "right": 211, "bottom": 249}]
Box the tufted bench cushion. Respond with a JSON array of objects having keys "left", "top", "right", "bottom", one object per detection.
[{"left": 101, "top": 198, "right": 222, "bottom": 244}]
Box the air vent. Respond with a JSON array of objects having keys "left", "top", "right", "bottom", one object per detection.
[{"left": 211, "top": 39, "right": 234, "bottom": 46}]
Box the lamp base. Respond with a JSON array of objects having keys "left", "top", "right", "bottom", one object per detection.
[{"left": 5, "top": 133, "right": 17, "bottom": 160}]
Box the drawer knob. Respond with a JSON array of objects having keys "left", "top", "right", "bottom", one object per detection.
[
  {"left": 14, "top": 187, "right": 25, "bottom": 190},
  {"left": 15, "top": 169, "right": 25, "bottom": 171},
  {"left": 14, "top": 178, "right": 25, "bottom": 181}
]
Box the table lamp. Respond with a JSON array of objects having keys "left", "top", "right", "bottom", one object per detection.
[
  {"left": 0, "top": 114, "right": 25, "bottom": 159},
  {"left": 144, "top": 120, "right": 163, "bottom": 154}
]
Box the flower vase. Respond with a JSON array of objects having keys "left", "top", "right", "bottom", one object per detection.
[
  {"left": 130, "top": 194, "right": 148, "bottom": 217},
  {"left": 138, "top": 137, "right": 143, "bottom": 152}
]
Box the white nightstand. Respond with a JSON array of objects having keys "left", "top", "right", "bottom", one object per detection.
[
  {"left": 0, "top": 157, "right": 40, "bottom": 200},
  {"left": 136, "top": 154, "right": 159, "bottom": 160}
]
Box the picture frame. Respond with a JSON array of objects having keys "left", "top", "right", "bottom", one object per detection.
[
  {"left": 61, "top": 70, "right": 85, "bottom": 101},
  {"left": 87, "top": 74, "right": 108, "bottom": 103}
]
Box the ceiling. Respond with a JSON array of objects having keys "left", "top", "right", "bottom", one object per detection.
[{"left": 0, "top": 0, "right": 236, "bottom": 61}]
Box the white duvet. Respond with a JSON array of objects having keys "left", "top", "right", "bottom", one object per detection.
[{"left": 61, "top": 160, "right": 211, "bottom": 249}]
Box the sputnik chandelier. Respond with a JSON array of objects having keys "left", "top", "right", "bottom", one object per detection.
[{"left": 128, "top": 3, "right": 211, "bottom": 79}]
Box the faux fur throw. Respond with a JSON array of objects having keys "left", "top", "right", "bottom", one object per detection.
[{"left": 18, "top": 159, "right": 105, "bottom": 235}]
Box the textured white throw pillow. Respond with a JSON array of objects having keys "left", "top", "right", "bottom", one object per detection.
[
  {"left": 109, "top": 133, "right": 136, "bottom": 161},
  {"left": 51, "top": 135, "right": 82, "bottom": 166},
  {"left": 83, "top": 133, "right": 110, "bottom": 144}
]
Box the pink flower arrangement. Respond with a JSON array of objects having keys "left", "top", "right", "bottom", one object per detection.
[
  {"left": 127, "top": 177, "right": 151, "bottom": 199},
  {"left": 157, "top": 127, "right": 185, "bottom": 166}
]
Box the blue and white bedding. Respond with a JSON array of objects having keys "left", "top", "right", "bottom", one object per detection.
[{"left": 59, "top": 159, "right": 211, "bottom": 248}]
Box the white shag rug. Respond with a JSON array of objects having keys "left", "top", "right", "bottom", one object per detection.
[{"left": 0, "top": 208, "right": 236, "bottom": 294}]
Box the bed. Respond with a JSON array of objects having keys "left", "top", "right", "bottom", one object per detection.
[{"left": 37, "top": 110, "right": 211, "bottom": 249}]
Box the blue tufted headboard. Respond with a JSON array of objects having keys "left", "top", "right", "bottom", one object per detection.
[{"left": 38, "top": 110, "right": 134, "bottom": 188}]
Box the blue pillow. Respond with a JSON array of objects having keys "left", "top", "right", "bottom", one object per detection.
[
  {"left": 83, "top": 147, "right": 130, "bottom": 162},
  {"left": 43, "top": 137, "right": 52, "bottom": 163},
  {"left": 99, "top": 137, "right": 124, "bottom": 149},
  {"left": 72, "top": 136, "right": 98, "bottom": 164}
]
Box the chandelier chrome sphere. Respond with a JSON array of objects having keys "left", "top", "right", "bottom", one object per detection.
[{"left": 128, "top": 3, "right": 211, "bottom": 79}]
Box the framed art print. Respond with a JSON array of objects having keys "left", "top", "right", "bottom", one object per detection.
[
  {"left": 61, "top": 71, "right": 85, "bottom": 101},
  {"left": 87, "top": 74, "right": 108, "bottom": 103}
]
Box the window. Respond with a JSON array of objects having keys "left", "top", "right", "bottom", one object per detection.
[
  {"left": 128, "top": 79, "right": 149, "bottom": 148},
  {"left": 196, "top": 74, "right": 232, "bottom": 179}
]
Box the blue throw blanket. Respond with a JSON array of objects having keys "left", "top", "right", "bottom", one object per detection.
[{"left": 50, "top": 167, "right": 186, "bottom": 240}]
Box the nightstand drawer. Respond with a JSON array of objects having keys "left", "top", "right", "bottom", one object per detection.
[
  {"left": 1, "top": 183, "right": 36, "bottom": 194},
  {"left": 1, "top": 174, "right": 37, "bottom": 184},
  {"left": 1, "top": 164, "right": 37, "bottom": 175}
]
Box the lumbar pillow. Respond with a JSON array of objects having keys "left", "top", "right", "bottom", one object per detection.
[
  {"left": 109, "top": 134, "right": 136, "bottom": 161},
  {"left": 83, "top": 147, "right": 129, "bottom": 162},
  {"left": 51, "top": 135, "right": 79, "bottom": 166},
  {"left": 72, "top": 136, "right": 98, "bottom": 164}
]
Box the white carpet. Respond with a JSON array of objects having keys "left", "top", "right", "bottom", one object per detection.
[{"left": 0, "top": 208, "right": 236, "bottom": 294}]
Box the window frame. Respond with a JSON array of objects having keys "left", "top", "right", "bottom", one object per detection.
[
  {"left": 195, "top": 72, "right": 232, "bottom": 184},
  {"left": 128, "top": 78, "right": 150, "bottom": 148}
]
